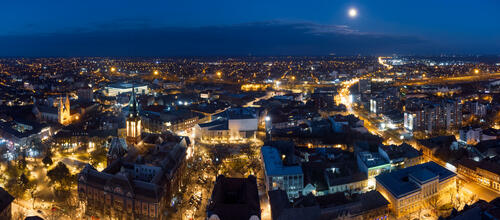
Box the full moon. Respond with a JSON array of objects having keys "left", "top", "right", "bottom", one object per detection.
[{"left": 348, "top": 8, "right": 358, "bottom": 18}]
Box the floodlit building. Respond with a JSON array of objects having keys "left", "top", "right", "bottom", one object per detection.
[
  {"left": 195, "top": 107, "right": 258, "bottom": 142},
  {"left": 457, "top": 157, "right": 500, "bottom": 192},
  {"left": 375, "top": 162, "right": 457, "bottom": 217},
  {"left": 104, "top": 83, "right": 148, "bottom": 97},
  {"left": 126, "top": 88, "right": 142, "bottom": 145},
  {"left": 34, "top": 95, "right": 80, "bottom": 125},
  {"left": 78, "top": 134, "right": 188, "bottom": 220}
]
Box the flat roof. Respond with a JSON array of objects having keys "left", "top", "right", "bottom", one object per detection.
[
  {"left": 106, "top": 83, "right": 147, "bottom": 89},
  {"left": 261, "top": 146, "right": 303, "bottom": 176},
  {"left": 376, "top": 161, "right": 456, "bottom": 199},
  {"left": 0, "top": 187, "right": 14, "bottom": 213},
  {"left": 358, "top": 151, "right": 390, "bottom": 168}
]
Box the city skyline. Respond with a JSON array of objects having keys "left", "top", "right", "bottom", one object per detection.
[
  {"left": 1, "top": 1, "right": 500, "bottom": 220},
  {"left": 1, "top": 0, "right": 500, "bottom": 57}
]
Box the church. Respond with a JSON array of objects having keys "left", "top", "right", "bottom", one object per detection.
[
  {"left": 33, "top": 95, "right": 80, "bottom": 126},
  {"left": 126, "top": 87, "right": 142, "bottom": 145}
]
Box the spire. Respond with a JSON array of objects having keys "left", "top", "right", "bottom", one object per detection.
[
  {"left": 65, "top": 94, "right": 70, "bottom": 111},
  {"left": 59, "top": 95, "right": 63, "bottom": 109},
  {"left": 129, "top": 84, "right": 139, "bottom": 117}
]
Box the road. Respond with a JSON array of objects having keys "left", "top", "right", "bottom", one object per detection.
[
  {"left": 459, "top": 175, "right": 500, "bottom": 202},
  {"left": 337, "top": 76, "right": 500, "bottom": 204},
  {"left": 395, "top": 72, "right": 500, "bottom": 86},
  {"left": 244, "top": 91, "right": 276, "bottom": 107}
]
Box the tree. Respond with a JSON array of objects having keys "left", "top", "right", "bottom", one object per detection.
[
  {"left": 19, "top": 173, "right": 29, "bottom": 189},
  {"left": 467, "top": 194, "right": 478, "bottom": 206},
  {"left": 427, "top": 195, "right": 441, "bottom": 216},
  {"left": 90, "top": 147, "right": 107, "bottom": 167},
  {"left": 42, "top": 154, "right": 53, "bottom": 167},
  {"left": 27, "top": 184, "right": 38, "bottom": 209},
  {"left": 417, "top": 206, "right": 424, "bottom": 220},
  {"left": 47, "top": 162, "right": 72, "bottom": 190},
  {"left": 18, "top": 153, "right": 27, "bottom": 171}
]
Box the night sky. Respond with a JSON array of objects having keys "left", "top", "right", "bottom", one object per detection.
[{"left": 1, "top": 0, "right": 499, "bottom": 57}]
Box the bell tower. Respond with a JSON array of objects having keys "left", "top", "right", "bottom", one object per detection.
[
  {"left": 58, "top": 94, "right": 71, "bottom": 125},
  {"left": 126, "top": 86, "right": 141, "bottom": 144}
]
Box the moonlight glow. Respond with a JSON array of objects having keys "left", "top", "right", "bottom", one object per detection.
[{"left": 348, "top": 8, "right": 358, "bottom": 18}]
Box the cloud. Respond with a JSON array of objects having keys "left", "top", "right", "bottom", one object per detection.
[{"left": 0, "top": 21, "right": 431, "bottom": 57}]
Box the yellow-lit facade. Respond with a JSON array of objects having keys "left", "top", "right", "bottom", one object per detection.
[
  {"left": 58, "top": 95, "right": 79, "bottom": 126},
  {"left": 377, "top": 176, "right": 456, "bottom": 217},
  {"left": 127, "top": 115, "right": 141, "bottom": 144},
  {"left": 126, "top": 87, "right": 142, "bottom": 144},
  {"left": 457, "top": 160, "right": 500, "bottom": 192}
]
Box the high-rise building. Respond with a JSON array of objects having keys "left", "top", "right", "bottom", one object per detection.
[
  {"left": 358, "top": 79, "right": 371, "bottom": 94},
  {"left": 404, "top": 99, "right": 462, "bottom": 134}
]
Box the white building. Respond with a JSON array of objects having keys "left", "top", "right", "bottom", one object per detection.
[
  {"left": 459, "top": 126, "right": 482, "bottom": 145},
  {"left": 104, "top": 83, "right": 148, "bottom": 97},
  {"left": 195, "top": 108, "right": 258, "bottom": 141}
]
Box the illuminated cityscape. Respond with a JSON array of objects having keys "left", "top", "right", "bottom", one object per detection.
[{"left": 1, "top": 1, "right": 500, "bottom": 220}]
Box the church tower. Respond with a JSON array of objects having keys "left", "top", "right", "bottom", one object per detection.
[
  {"left": 126, "top": 87, "right": 142, "bottom": 144},
  {"left": 58, "top": 94, "right": 71, "bottom": 125}
]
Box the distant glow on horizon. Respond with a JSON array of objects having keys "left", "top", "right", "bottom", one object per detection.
[{"left": 348, "top": 8, "right": 358, "bottom": 18}]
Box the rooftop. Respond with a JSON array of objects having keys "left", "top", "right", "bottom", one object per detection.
[
  {"left": 215, "top": 107, "right": 257, "bottom": 120},
  {"left": 379, "top": 143, "right": 423, "bottom": 161},
  {"left": 375, "top": 161, "right": 456, "bottom": 199},
  {"left": 0, "top": 187, "right": 14, "bottom": 214},
  {"left": 207, "top": 175, "right": 261, "bottom": 220},
  {"left": 106, "top": 82, "right": 147, "bottom": 89},
  {"left": 261, "top": 146, "right": 303, "bottom": 176},
  {"left": 357, "top": 151, "right": 390, "bottom": 168}
]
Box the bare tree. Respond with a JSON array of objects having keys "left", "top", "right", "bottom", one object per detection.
[
  {"left": 426, "top": 195, "right": 441, "bottom": 216},
  {"left": 417, "top": 206, "right": 424, "bottom": 220},
  {"left": 27, "top": 183, "right": 38, "bottom": 209},
  {"left": 467, "top": 194, "right": 478, "bottom": 206}
]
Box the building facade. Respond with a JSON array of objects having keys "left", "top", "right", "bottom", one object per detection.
[
  {"left": 195, "top": 107, "right": 258, "bottom": 142},
  {"left": 404, "top": 99, "right": 462, "bottom": 135},
  {"left": 375, "top": 162, "right": 457, "bottom": 217},
  {"left": 78, "top": 136, "right": 187, "bottom": 220},
  {"left": 457, "top": 158, "right": 500, "bottom": 192},
  {"left": 261, "top": 146, "right": 304, "bottom": 199}
]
